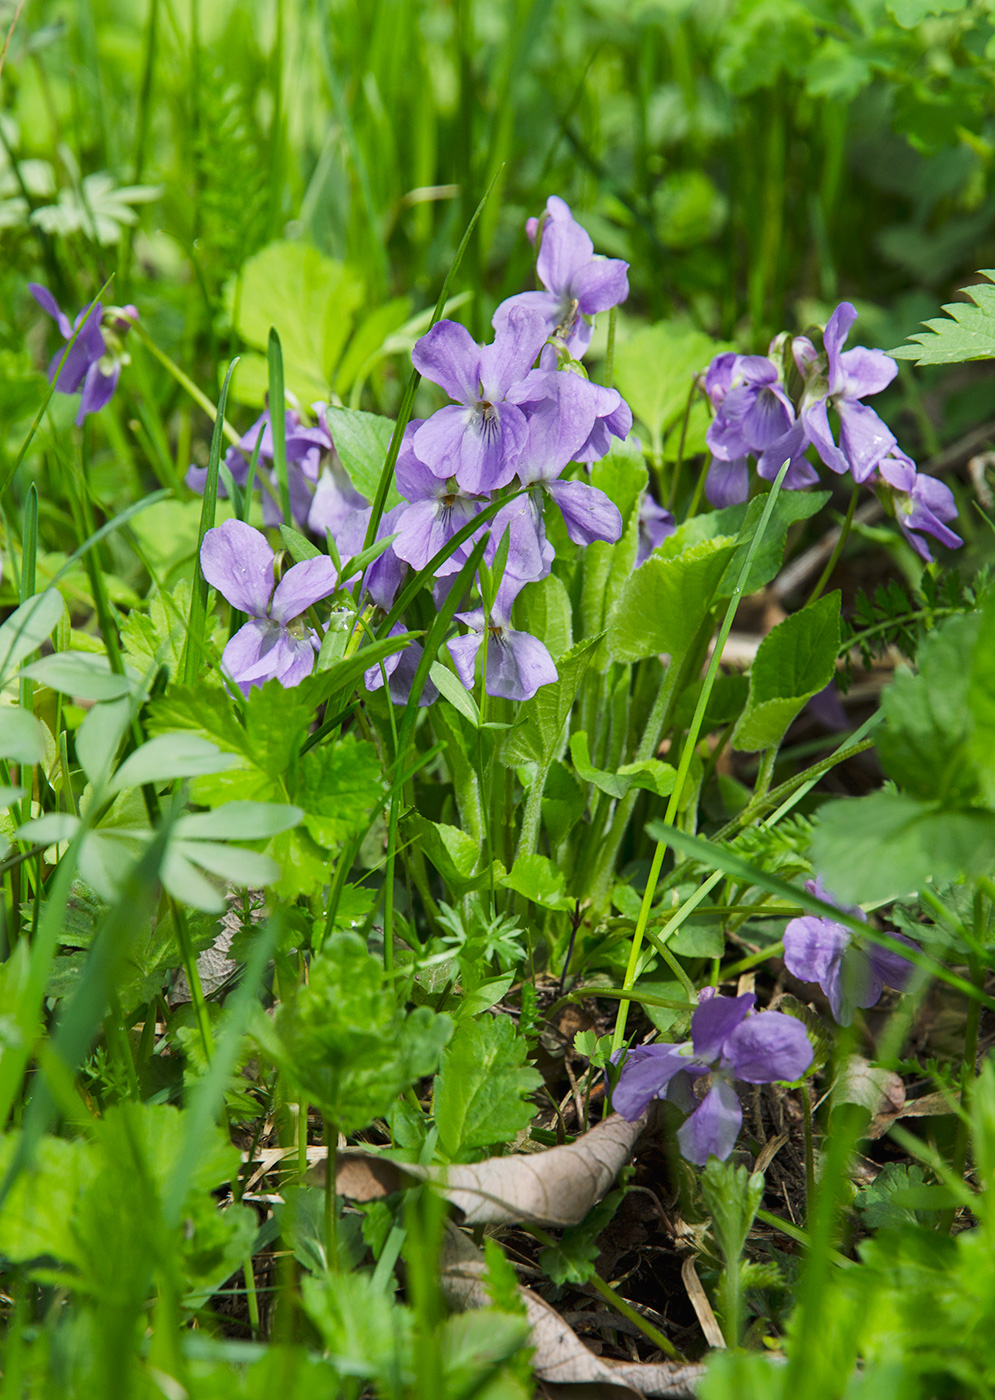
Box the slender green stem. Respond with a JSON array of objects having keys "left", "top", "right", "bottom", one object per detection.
[
  {"left": 268, "top": 328, "right": 292, "bottom": 525},
  {"left": 603, "top": 304, "right": 618, "bottom": 389},
  {"left": 585, "top": 1270, "right": 684, "bottom": 1361},
  {"left": 806, "top": 482, "right": 858, "bottom": 606},
  {"left": 800, "top": 1082, "right": 816, "bottom": 1217},
  {"left": 171, "top": 898, "right": 214, "bottom": 1061},
  {"left": 611, "top": 464, "right": 791, "bottom": 1052},
  {"left": 324, "top": 1116, "right": 338, "bottom": 1272},
  {"left": 132, "top": 323, "right": 240, "bottom": 447}
]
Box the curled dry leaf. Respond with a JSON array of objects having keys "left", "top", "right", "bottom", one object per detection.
[
  {"left": 866, "top": 1088, "right": 960, "bottom": 1141},
  {"left": 835, "top": 1055, "right": 906, "bottom": 1119},
  {"left": 325, "top": 1111, "right": 650, "bottom": 1227},
  {"left": 441, "top": 1223, "right": 705, "bottom": 1398}
]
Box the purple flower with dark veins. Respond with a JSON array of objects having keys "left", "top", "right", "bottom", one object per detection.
[
  {"left": 875, "top": 453, "right": 962, "bottom": 562},
  {"left": 411, "top": 308, "right": 549, "bottom": 493},
  {"left": 448, "top": 577, "right": 558, "bottom": 703},
  {"left": 636, "top": 493, "right": 675, "bottom": 565},
  {"left": 705, "top": 355, "right": 795, "bottom": 464},
  {"left": 488, "top": 371, "right": 624, "bottom": 582},
  {"left": 784, "top": 878, "right": 917, "bottom": 1026},
  {"left": 494, "top": 195, "right": 629, "bottom": 358},
  {"left": 614, "top": 989, "right": 814, "bottom": 1164},
  {"left": 391, "top": 422, "right": 485, "bottom": 575},
  {"left": 29, "top": 283, "right": 137, "bottom": 424},
  {"left": 200, "top": 519, "right": 338, "bottom": 695},
  {"left": 801, "top": 303, "right": 897, "bottom": 483}
]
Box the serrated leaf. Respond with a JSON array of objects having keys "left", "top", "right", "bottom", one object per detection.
[
  {"left": 732, "top": 592, "right": 840, "bottom": 752},
  {"left": 296, "top": 734, "right": 383, "bottom": 846},
  {"left": 500, "top": 636, "right": 600, "bottom": 768},
  {"left": 810, "top": 789, "right": 995, "bottom": 905},
  {"left": 609, "top": 536, "right": 738, "bottom": 664},
  {"left": 433, "top": 1015, "right": 542, "bottom": 1159},
  {"left": 500, "top": 853, "right": 574, "bottom": 911},
  {"left": 889, "top": 271, "right": 995, "bottom": 365},
  {"left": 879, "top": 612, "right": 983, "bottom": 805}
]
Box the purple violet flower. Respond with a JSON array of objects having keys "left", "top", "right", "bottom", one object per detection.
[
  {"left": 30, "top": 283, "right": 137, "bottom": 424},
  {"left": 411, "top": 308, "right": 549, "bottom": 493},
  {"left": 755, "top": 418, "right": 820, "bottom": 491},
  {"left": 308, "top": 455, "right": 371, "bottom": 552},
  {"left": 614, "top": 989, "right": 813, "bottom": 1164},
  {"left": 875, "top": 453, "right": 962, "bottom": 562},
  {"left": 488, "top": 370, "right": 624, "bottom": 581},
  {"left": 705, "top": 455, "right": 750, "bottom": 508},
  {"left": 188, "top": 409, "right": 332, "bottom": 530},
  {"left": 614, "top": 989, "right": 814, "bottom": 1164},
  {"left": 364, "top": 623, "right": 438, "bottom": 707},
  {"left": 200, "top": 518, "right": 338, "bottom": 695},
  {"left": 784, "top": 878, "right": 917, "bottom": 1026},
  {"left": 391, "top": 422, "right": 485, "bottom": 575},
  {"left": 448, "top": 578, "right": 558, "bottom": 703},
  {"left": 801, "top": 303, "right": 898, "bottom": 483},
  {"left": 494, "top": 195, "right": 629, "bottom": 358},
  {"left": 636, "top": 493, "right": 675, "bottom": 565},
  {"left": 705, "top": 355, "right": 795, "bottom": 464}
]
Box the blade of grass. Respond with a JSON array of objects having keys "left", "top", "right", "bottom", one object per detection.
[
  {"left": 361, "top": 163, "right": 504, "bottom": 555},
  {"left": 182, "top": 358, "right": 240, "bottom": 687},
  {"left": 267, "top": 328, "right": 291, "bottom": 526},
  {"left": 611, "top": 462, "right": 792, "bottom": 1052},
  {"left": 0, "top": 277, "right": 114, "bottom": 501},
  {"left": 650, "top": 822, "right": 995, "bottom": 1015}
]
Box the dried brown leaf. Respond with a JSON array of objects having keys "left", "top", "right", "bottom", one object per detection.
[
  {"left": 441, "top": 1225, "right": 705, "bottom": 1398},
  {"left": 316, "top": 1112, "right": 649, "bottom": 1227}
]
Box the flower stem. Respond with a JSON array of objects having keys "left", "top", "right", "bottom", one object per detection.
[
  {"left": 800, "top": 1081, "right": 816, "bottom": 1216},
  {"left": 132, "top": 321, "right": 240, "bottom": 446},
  {"left": 611, "top": 464, "right": 791, "bottom": 1053},
  {"left": 806, "top": 481, "right": 858, "bottom": 606},
  {"left": 604, "top": 305, "right": 618, "bottom": 389},
  {"left": 324, "top": 1116, "right": 338, "bottom": 1272}
]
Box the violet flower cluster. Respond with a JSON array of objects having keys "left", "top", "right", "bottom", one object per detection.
[
  {"left": 30, "top": 283, "right": 138, "bottom": 424},
  {"left": 784, "top": 878, "right": 917, "bottom": 1026},
  {"left": 703, "top": 302, "right": 961, "bottom": 562},
  {"left": 614, "top": 988, "right": 814, "bottom": 1165},
  {"left": 197, "top": 197, "right": 650, "bottom": 703}
]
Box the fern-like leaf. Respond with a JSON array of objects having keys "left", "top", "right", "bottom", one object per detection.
[{"left": 889, "top": 270, "right": 995, "bottom": 365}]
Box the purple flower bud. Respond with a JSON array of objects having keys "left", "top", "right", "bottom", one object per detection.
[
  {"left": 876, "top": 453, "right": 962, "bottom": 561},
  {"left": 29, "top": 282, "right": 136, "bottom": 425}
]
